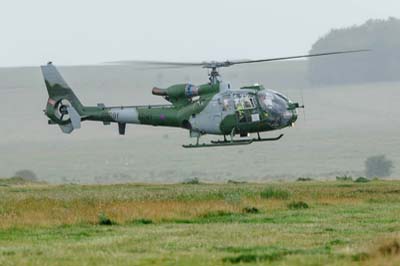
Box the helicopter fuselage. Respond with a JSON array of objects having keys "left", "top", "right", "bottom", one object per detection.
[
  {"left": 41, "top": 63, "right": 303, "bottom": 146},
  {"left": 100, "top": 82, "right": 299, "bottom": 137}
]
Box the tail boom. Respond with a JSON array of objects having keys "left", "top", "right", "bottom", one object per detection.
[{"left": 41, "top": 62, "right": 187, "bottom": 135}]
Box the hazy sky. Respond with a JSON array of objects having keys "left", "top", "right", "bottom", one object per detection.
[{"left": 1, "top": 0, "right": 400, "bottom": 66}]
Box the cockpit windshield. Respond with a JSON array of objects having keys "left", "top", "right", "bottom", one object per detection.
[
  {"left": 257, "top": 90, "right": 289, "bottom": 113},
  {"left": 256, "top": 90, "right": 297, "bottom": 128}
]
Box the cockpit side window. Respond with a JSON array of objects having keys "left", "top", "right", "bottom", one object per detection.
[
  {"left": 233, "top": 93, "right": 256, "bottom": 110},
  {"left": 220, "top": 94, "right": 233, "bottom": 112}
]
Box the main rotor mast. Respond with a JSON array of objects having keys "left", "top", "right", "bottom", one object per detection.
[
  {"left": 208, "top": 66, "right": 221, "bottom": 84},
  {"left": 202, "top": 61, "right": 238, "bottom": 84}
]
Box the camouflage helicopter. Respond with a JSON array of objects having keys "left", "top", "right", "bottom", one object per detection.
[{"left": 41, "top": 50, "right": 366, "bottom": 148}]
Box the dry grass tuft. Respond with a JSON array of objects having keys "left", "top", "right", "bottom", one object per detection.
[
  {"left": 356, "top": 238, "right": 400, "bottom": 266},
  {"left": 377, "top": 239, "right": 400, "bottom": 257}
]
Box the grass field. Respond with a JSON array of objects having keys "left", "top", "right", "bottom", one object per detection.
[{"left": 1, "top": 178, "right": 400, "bottom": 266}]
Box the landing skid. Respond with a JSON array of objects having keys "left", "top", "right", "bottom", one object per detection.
[
  {"left": 253, "top": 133, "right": 284, "bottom": 142},
  {"left": 182, "top": 140, "right": 253, "bottom": 148},
  {"left": 210, "top": 139, "right": 255, "bottom": 144},
  {"left": 183, "top": 133, "right": 284, "bottom": 148},
  {"left": 211, "top": 133, "right": 284, "bottom": 144}
]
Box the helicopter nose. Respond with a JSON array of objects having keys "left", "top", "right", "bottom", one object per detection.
[
  {"left": 291, "top": 110, "right": 298, "bottom": 124},
  {"left": 285, "top": 101, "right": 299, "bottom": 126}
]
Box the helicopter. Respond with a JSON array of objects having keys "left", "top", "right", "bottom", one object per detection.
[{"left": 41, "top": 50, "right": 367, "bottom": 148}]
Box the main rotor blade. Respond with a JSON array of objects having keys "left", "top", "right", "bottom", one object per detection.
[
  {"left": 226, "top": 49, "right": 370, "bottom": 66},
  {"left": 107, "top": 49, "right": 370, "bottom": 69},
  {"left": 108, "top": 60, "right": 205, "bottom": 67}
]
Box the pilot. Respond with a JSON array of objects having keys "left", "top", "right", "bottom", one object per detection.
[
  {"left": 243, "top": 96, "right": 252, "bottom": 108},
  {"left": 222, "top": 99, "right": 230, "bottom": 111},
  {"left": 237, "top": 101, "right": 245, "bottom": 122}
]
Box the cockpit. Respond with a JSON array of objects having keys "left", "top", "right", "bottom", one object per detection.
[{"left": 257, "top": 89, "right": 297, "bottom": 127}]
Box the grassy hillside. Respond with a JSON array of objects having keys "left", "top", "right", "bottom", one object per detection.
[{"left": 1, "top": 180, "right": 400, "bottom": 265}]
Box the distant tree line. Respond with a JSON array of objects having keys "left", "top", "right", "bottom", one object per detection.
[{"left": 309, "top": 17, "right": 400, "bottom": 86}]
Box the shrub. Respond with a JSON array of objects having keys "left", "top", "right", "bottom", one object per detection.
[
  {"left": 131, "top": 218, "right": 153, "bottom": 225},
  {"left": 182, "top": 177, "right": 200, "bottom": 184},
  {"left": 260, "top": 188, "right": 290, "bottom": 200},
  {"left": 287, "top": 201, "right": 309, "bottom": 210},
  {"left": 14, "top": 169, "right": 37, "bottom": 181},
  {"left": 297, "top": 177, "right": 313, "bottom": 182},
  {"left": 227, "top": 180, "right": 247, "bottom": 184},
  {"left": 354, "top": 177, "right": 370, "bottom": 183},
  {"left": 242, "top": 207, "right": 260, "bottom": 214},
  {"left": 365, "top": 155, "right": 394, "bottom": 178},
  {"left": 98, "top": 213, "right": 115, "bottom": 226}
]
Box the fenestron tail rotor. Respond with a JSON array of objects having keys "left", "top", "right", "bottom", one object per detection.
[
  {"left": 56, "top": 99, "right": 72, "bottom": 122},
  {"left": 53, "top": 99, "right": 82, "bottom": 131}
]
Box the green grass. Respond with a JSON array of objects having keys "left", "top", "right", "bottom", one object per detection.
[
  {"left": 287, "top": 201, "right": 309, "bottom": 210},
  {"left": 259, "top": 187, "right": 291, "bottom": 200},
  {"left": 1, "top": 181, "right": 400, "bottom": 265}
]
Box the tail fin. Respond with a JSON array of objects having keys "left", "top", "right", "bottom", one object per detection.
[
  {"left": 41, "top": 62, "right": 84, "bottom": 113},
  {"left": 41, "top": 62, "right": 83, "bottom": 134}
]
